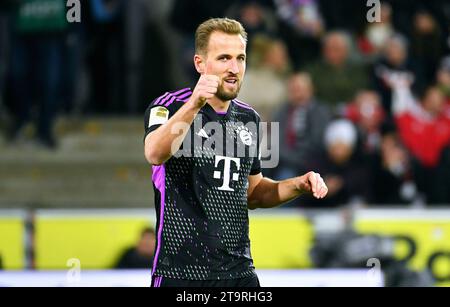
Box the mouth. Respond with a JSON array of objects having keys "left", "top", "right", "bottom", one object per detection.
[
  {"left": 224, "top": 78, "right": 238, "bottom": 87},
  {"left": 224, "top": 77, "right": 238, "bottom": 85}
]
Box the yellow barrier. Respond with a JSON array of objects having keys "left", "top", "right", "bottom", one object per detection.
[
  {"left": 35, "top": 214, "right": 153, "bottom": 270},
  {"left": 26, "top": 209, "right": 450, "bottom": 287},
  {"left": 250, "top": 214, "right": 314, "bottom": 268},
  {"left": 33, "top": 211, "right": 314, "bottom": 270},
  {"left": 0, "top": 217, "right": 25, "bottom": 270},
  {"left": 355, "top": 218, "right": 450, "bottom": 287}
]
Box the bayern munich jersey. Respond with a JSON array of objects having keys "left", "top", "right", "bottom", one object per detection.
[{"left": 144, "top": 88, "right": 262, "bottom": 280}]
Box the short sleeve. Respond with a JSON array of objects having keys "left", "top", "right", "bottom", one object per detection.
[
  {"left": 250, "top": 157, "right": 261, "bottom": 175},
  {"left": 143, "top": 92, "right": 187, "bottom": 140}
]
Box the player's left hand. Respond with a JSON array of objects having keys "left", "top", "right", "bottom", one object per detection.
[{"left": 295, "top": 171, "right": 328, "bottom": 199}]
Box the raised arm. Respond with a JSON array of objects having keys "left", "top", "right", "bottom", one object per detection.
[
  {"left": 385, "top": 73, "right": 418, "bottom": 116},
  {"left": 144, "top": 75, "right": 219, "bottom": 165},
  {"left": 247, "top": 172, "right": 328, "bottom": 209}
]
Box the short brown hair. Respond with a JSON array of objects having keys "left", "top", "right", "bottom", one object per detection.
[{"left": 195, "top": 18, "right": 248, "bottom": 55}]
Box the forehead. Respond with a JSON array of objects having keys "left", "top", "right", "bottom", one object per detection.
[
  {"left": 325, "top": 35, "right": 346, "bottom": 48},
  {"left": 358, "top": 92, "right": 378, "bottom": 102},
  {"left": 427, "top": 88, "right": 444, "bottom": 98},
  {"left": 206, "top": 31, "right": 246, "bottom": 55},
  {"left": 290, "top": 75, "right": 310, "bottom": 86}
]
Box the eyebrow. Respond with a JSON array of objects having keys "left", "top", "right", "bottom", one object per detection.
[{"left": 216, "top": 54, "right": 246, "bottom": 59}]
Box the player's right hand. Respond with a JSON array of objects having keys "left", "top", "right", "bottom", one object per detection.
[{"left": 190, "top": 74, "right": 220, "bottom": 108}]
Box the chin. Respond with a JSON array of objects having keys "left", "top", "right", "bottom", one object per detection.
[{"left": 217, "top": 90, "right": 239, "bottom": 101}]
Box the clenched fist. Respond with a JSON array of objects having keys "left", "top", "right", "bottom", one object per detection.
[
  {"left": 295, "top": 171, "right": 328, "bottom": 199},
  {"left": 189, "top": 75, "right": 220, "bottom": 108}
]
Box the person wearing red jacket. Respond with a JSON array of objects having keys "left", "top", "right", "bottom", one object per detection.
[{"left": 391, "top": 75, "right": 450, "bottom": 203}]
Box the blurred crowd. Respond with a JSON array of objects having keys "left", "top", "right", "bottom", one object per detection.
[{"left": 0, "top": 0, "right": 449, "bottom": 206}]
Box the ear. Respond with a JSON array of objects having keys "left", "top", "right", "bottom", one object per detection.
[{"left": 194, "top": 54, "right": 206, "bottom": 75}]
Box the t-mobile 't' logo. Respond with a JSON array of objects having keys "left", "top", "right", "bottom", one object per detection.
[{"left": 213, "top": 156, "right": 240, "bottom": 191}]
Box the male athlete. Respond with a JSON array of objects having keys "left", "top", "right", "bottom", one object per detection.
[{"left": 144, "top": 18, "right": 328, "bottom": 287}]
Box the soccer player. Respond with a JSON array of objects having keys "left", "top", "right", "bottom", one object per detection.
[{"left": 144, "top": 18, "right": 328, "bottom": 287}]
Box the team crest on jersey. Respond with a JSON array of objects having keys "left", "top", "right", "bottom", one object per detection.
[{"left": 235, "top": 125, "right": 253, "bottom": 146}]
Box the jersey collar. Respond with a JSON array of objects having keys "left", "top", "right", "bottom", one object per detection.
[{"left": 201, "top": 100, "right": 234, "bottom": 121}]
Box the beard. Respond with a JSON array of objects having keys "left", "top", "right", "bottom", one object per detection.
[{"left": 215, "top": 81, "right": 242, "bottom": 101}]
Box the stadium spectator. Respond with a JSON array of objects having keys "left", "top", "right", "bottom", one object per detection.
[
  {"left": 437, "top": 56, "right": 450, "bottom": 104},
  {"left": 371, "top": 34, "right": 423, "bottom": 115},
  {"left": 358, "top": 3, "right": 395, "bottom": 58},
  {"left": 227, "top": 0, "right": 278, "bottom": 48},
  {"left": 0, "top": 2, "right": 14, "bottom": 132},
  {"left": 274, "top": 0, "right": 324, "bottom": 37},
  {"left": 0, "top": 2, "right": 12, "bottom": 94},
  {"left": 370, "top": 125, "right": 417, "bottom": 205},
  {"left": 85, "top": 0, "right": 126, "bottom": 114},
  {"left": 390, "top": 76, "right": 450, "bottom": 204},
  {"left": 238, "top": 35, "right": 290, "bottom": 122},
  {"left": 306, "top": 31, "right": 369, "bottom": 109},
  {"left": 318, "top": 0, "right": 367, "bottom": 33},
  {"left": 115, "top": 227, "right": 156, "bottom": 269},
  {"left": 8, "top": 0, "right": 68, "bottom": 149},
  {"left": 410, "top": 11, "right": 445, "bottom": 84},
  {"left": 272, "top": 72, "right": 331, "bottom": 180},
  {"left": 344, "top": 90, "right": 386, "bottom": 155},
  {"left": 434, "top": 146, "right": 450, "bottom": 203},
  {"left": 303, "top": 119, "right": 371, "bottom": 207},
  {"left": 139, "top": 0, "right": 181, "bottom": 113},
  {"left": 273, "top": 0, "right": 324, "bottom": 69}
]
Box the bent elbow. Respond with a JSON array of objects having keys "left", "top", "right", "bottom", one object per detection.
[{"left": 144, "top": 148, "right": 165, "bottom": 166}]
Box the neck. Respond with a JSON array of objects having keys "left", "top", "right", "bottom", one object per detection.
[
  {"left": 208, "top": 96, "right": 231, "bottom": 113},
  {"left": 426, "top": 109, "right": 439, "bottom": 118},
  {"left": 293, "top": 98, "right": 311, "bottom": 107}
]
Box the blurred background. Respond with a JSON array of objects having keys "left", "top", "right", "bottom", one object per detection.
[{"left": 0, "top": 0, "right": 449, "bottom": 286}]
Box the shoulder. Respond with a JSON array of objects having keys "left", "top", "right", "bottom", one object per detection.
[
  {"left": 149, "top": 88, "right": 192, "bottom": 108},
  {"left": 445, "top": 103, "right": 450, "bottom": 119},
  {"left": 119, "top": 247, "right": 135, "bottom": 258},
  {"left": 144, "top": 88, "right": 192, "bottom": 120},
  {"left": 233, "top": 99, "right": 261, "bottom": 121},
  {"left": 312, "top": 100, "right": 331, "bottom": 114},
  {"left": 305, "top": 61, "right": 325, "bottom": 74}
]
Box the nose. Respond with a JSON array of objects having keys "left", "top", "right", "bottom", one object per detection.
[{"left": 228, "top": 59, "right": 239, "bottom": 74}]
